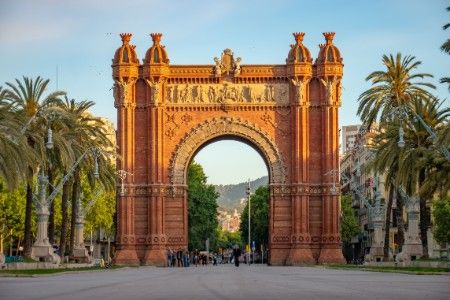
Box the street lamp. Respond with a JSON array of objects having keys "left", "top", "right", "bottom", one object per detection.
[
  {"left": 73, "top": 187, "right": 104, "bottom": 262},
  {"left": 390, "top": 104, "right": 450, "bottom": 161},
  {"left": 246, "top": 179, "right": 251, "bottom": 265},
  {"left": 117, "top": 170, "right": 133, "bottom": 196},
  {"left": 31, "top": 146, "right": 102, "bottom": 263}
]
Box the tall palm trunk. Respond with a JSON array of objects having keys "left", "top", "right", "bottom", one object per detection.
[
  {"left": 23, "top": 168, "right": 34, "bottom": 258},
  {"left": 48, "top": 167, "right": 55, "bottom": 245},
  {"left": 59, "top": 178, "right": 71, "bottom": 258},
  {"left": 383, "top": 185, "right": 394, "bottom": 260},
  {"left": 69, "top": 169, "right": 80, "bottom": 255},
  {"left": 418, "top": 170, "right": 429, "bottom": 258},
  {"left": 396, "top": 190, "right": 405, "bottom": 252}
]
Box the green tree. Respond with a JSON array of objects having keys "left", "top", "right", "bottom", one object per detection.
[
  {"left": 440, "top": 6, "right": 450, "bottom": 91},
  {"left": 340, "top": 194, "right": 360, "bottom": 243},
  {"left": 187, "top": 162, "right": 219, "bottom": 251},
  {"left": 0, "top": 180, "right": 27, "bottom": 255},
  {"left": 0, "top": 87, "right": 31, "bottom": 190},
  {"left": 357, "top": 53, "right": 434, "bottom": 130},
  {"left": 3, "top": 76, "right": 65, "bottom": 257},
  {"left": 216, "top": 228, "right": 242, "bottom": 251},
  {"left": 358, "top": 54, "right": 443, "bottom": 259},
  {"left": 240, "top": 186, "right": 269, "bottom": 251},
  {"left": 432, "top": 196, "right": 450, "bottom": 246}
]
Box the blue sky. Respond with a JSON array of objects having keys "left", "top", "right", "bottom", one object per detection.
[{"left": 1, "top": 0, "right": 448, "bottom": 184}]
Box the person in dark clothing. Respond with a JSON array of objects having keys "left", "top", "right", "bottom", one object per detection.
[
  {"left": 176, "top": 248, "right": 183, "bottom": 267},
  {"left": 232, "top": 245, "right": 241, "bottom": 267}
]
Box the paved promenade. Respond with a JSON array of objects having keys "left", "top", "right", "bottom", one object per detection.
[{"left": 0, "top": 265, "right": 449, "bottom": 300}]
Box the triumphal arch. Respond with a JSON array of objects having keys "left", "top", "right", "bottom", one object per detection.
[{"left": 112, "top": 32, "right": 345, "bottom": 266}]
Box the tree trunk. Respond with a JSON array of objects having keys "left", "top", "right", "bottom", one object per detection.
[
  {"left": 48, "top": 167, "right": 55, "bottom": 245},
  {"left": 396, "top": 189, "right": 405, "bottom": 252},
  {"left": 69, "top": 169, "right": 80, "bottom": 256},
  {"left": 23, "top": 176, "right": 33, "bottom": 258},
  {"left": 418, "top": 170, "right": 429, "bottom": 258},
  {"left": 59, "top": 179, "right": 71, "bottom": 258},
  {"left": 383, "top": 184, "right": 394, "bottom": 260}
]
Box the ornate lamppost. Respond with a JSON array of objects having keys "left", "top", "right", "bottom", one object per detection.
[
  {"left": 390, "top": 105, "right": 450, "bottom": 162},
  {"left": 30, "top": 139, "right": 101, "bottom": 263},
  {"left": 395, "top": 186, "right": 422, "bottom": 262},
  {"left": 246, "top": 180, "right": 251, "bottom": 265},
  {"left": 72, "top": 188, "right": 104, "bottom": 262}
]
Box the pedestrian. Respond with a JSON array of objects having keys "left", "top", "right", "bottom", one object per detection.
[
  {"left": 177, "top": 248, "right": 183, "bottom": 267},
  {"left": 194, "top": 249, "right": 199, "bottom": 267},
  {"left": 232, "top": 245, "right": 241, "bottom": 267},
  {"left": 183, "top": 249, "right": 189, "bottom": 267},
  {"left": 167, "top": 248, "right": 172, "bottom": 267},
  {"left": 171, "top": 250, "right": 176, "bottom": 267}
]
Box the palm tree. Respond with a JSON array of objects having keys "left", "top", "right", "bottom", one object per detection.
[
  {"left": 3, "top": 76, "right": 65, "bottom": 257},
  {"left": 359, "top": 53, "right": 438, "bottom": 260},
  {"left": 368, "top": 125, "right": 402, "bottom": 259},
  {"left": 357, "top": 53, "right": 435, "bottom": 130},
  {"left": 0, "top": 87, "right": 31, "bottom": 189},
  {"left": 441, "top": 7, "right": 450, "bottom": 91},
  {"left": 370, "top": 97, "right": 450, "bottom": 258},
  {"left": 55, "top": 97, "right": 114, "bottom": 255}
]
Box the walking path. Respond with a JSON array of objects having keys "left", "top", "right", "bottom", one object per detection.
[{"left": 0, "top": 265, "right": 449, "bottom": 300}]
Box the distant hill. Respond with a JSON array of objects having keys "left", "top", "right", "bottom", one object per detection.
[{"left": 214, "top": 176, "right": 268, "bottom": 213}]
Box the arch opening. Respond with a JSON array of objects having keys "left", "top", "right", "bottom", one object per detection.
[{"left": 187, "top": 138, "right": 270, "bottom": 264}]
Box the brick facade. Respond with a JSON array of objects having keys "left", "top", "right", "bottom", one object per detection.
[{"left": 112, "top": 32, "right": 345, "bottom": 266}]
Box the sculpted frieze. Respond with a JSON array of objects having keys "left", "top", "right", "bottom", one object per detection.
[{"left": 165, "top": 83, "right": 289, "bottom": 105}]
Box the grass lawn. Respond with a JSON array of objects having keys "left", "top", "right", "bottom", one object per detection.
[
  {"left": 324, "top": 264, "right": 450, "bottom": 275},
  {"left": 0, "top": 266, "right": 122, "bottom": 277}
]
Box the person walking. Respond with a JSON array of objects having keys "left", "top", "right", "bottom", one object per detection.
[
  {"left": 176, "top": 248, "right": 183, "bottom": 267},
  {"left": 232, "top": 245, "right": 241, "bottom": 267}
]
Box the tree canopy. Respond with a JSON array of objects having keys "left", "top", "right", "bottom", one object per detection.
[
  {"left": 187, "top": 161, "right": 219, "bottom": 251},
  {"left": 240, "top": 186, "right": 269, "bottom": 251}
]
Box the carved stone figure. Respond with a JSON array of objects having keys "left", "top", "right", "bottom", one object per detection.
[
  {"left": 146, "top": 80, "right": 161, "bottom": 104},
  {"left": 214, "top": 57, "right": 222, "bottom": 77},
  {"left": 115, "top": 79, "right": 134, "bottom": 103},
  {"left": 234, "top": 57, "right": 242, "bottom": 76},
  {"left": 167, "top": 86, "right": 175, "bottom": 103},
  {"left": 208, "top": 86, "right": 216, "bottom": 103},
  {"left": 320, "top": 77, "right": 339, "bottom": 104}
]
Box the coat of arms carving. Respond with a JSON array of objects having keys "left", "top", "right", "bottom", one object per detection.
[{"left": 213, "top": 49, "right": 241, "bottom": 77}]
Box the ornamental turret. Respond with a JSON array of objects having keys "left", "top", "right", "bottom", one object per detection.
[
  {"left": 286, "top": 32, "right": 313, "bottom": 78},
  {"left": 315, "top": 32, "right": 343, "bottom": 106},
  {"left": 287, "top": 33, "right": 312, "bottom": 106},
  {"left": 143, "top": 33, "right": 170, "bottom": 81},
  {"left": 315, "top": 32, "right": 343, "bottom": 78},
  {"left": 112, "top": 33, "right": 139, "bottom": 82}
]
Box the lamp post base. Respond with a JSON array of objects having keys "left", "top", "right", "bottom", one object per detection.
[{"left": 31, "top": 245, "right": 60, "bottom": 264}]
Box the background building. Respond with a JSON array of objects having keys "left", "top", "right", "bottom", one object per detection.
[{"left": 341, "top": 124, "right": 361, "bottom": 154}]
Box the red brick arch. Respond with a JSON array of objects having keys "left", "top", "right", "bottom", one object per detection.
[{"left": 113, "top": 32, "right": 345, "bottom": 266}]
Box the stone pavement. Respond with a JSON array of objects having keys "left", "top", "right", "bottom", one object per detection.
[{"left": 0, "top": 265, "right": 449, "bottom": 300}]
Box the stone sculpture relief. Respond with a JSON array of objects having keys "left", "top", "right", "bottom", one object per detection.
[
  {"left": 214, "top": 48, "right": 241, "bottom": 77},
  {"left": 291, "top": 78, "right": 309, "bottom": 105},
  {"left": 114, "top": 79, "right": 136, "bottom": 104},
  {"left": 320, "top": 77, "right": 340, "bottom": 104},
  {"left": 146, "top": 80, "right": 161, "bottom": 104},
  {"left": 165, "top": 83, "right": 288, "bottom": 105}
]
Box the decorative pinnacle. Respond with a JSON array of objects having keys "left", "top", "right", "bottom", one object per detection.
[
  {"left": 120, "top": 33, "right": 132, "bottom": 45},
  {"left": 293, "top": 32, "right": 305, "bottom": 44},
  {"left": 151, "top": 33, "right": 163, "bottom": 44},
  {"left": 323, "top": 32, "right": 335, "bottom": 44}
]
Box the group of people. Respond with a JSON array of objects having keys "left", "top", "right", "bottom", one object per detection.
[{"left": 167, "top": 246, "right": 243, "bottom": 267}]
